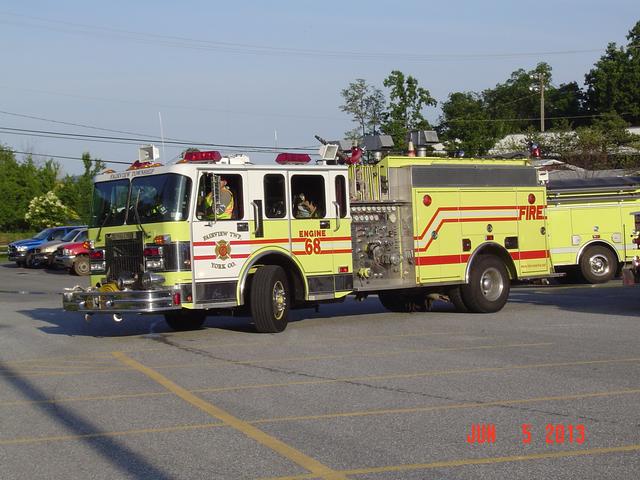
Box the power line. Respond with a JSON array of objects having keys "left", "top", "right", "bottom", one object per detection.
[
  {"left": 0, "top": 126, "right": 317, "bottom": 152},
  {"left": 10, "top": 150, "right": 132, "bottom": 166},
  {"left": 0, "top": 12, "right": 605, "bottom": 62},
  {"left": 444, "top": 112, "right": 634, "bottom": 124},
  {"left": 0, "top": 85, "right": 344, "bottom": 121},
  {"left": 0, "top": 109, "right": 167, "bottom": 139}
]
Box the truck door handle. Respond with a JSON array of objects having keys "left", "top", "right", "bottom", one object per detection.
[
  {"left": 320, "top": 220, "right": 330, "bottom": 229},
  {"left": 332, "top": 201, "right": 340, "bottom": 231},
  {"left": 251, "top": 200, "right": 264, "bottom": 238}
]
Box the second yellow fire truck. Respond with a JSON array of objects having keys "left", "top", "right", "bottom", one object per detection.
[
  {"left": 546, "top": 176, "right": 640, "bottom": 283},
  {"left": 63, "top": 143, "right": 554, "bottom": 332}
]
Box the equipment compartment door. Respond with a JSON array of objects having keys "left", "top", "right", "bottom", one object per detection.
[
  {"left": 414, "top": 189, "right": 462, "bottom": 282},
  {"left": 516, "top": 190, "right": 550, "bottom": 274}
]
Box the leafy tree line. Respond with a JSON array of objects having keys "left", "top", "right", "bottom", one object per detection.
[
  {"left": 340, "top": 20, "right": 640, "bottom": 164},
  {"left": 0, "top": 146, "right": 104, "bottom": 231}
]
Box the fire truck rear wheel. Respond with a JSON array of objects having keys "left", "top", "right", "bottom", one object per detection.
[
  {"left": 460, "top": 255, "right": 510, "bottom": 313},
  {"left": 164, "top": 310, "right": 206, "bottom": 331},
  {"left": 579, "top": 245, "right": 616, "bottom": 284},
  {"left": 251, "top": 265, "right": 289, "bottom": 333}
]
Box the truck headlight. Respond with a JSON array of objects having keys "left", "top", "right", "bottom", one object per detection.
[{"left": 17, "top": 246, "right": 27, "bottom": 252}]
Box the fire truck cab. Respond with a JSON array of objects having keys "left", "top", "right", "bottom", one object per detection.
[{"left": 63, "top": 145, "right": 553, "bottom": 333}]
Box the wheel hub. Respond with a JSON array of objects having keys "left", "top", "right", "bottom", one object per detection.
[
  {"left": 272, "top": 280, "right": 287, "bottom": 320},
  {"left": 480, "top": 267, "right": 504, "bottom": 301},
  {"left": 589, "top": 254, "right": 609, "bottom": 276}
]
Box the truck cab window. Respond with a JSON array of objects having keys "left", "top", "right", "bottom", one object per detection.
[
  {"left": 291, "top": 175, "right": 325, "bottom": 219},
  {"left": 196, "top": 173, "right": 243, "bottom": 220},
  {"left": 264, "top": 174, "right": 286, "bottom": 218}
]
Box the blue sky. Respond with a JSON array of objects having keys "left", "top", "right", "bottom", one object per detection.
[{"left": 0, "top": 1, "right": 637, "bottom": 174}]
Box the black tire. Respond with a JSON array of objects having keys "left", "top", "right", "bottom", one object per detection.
[
  {"left": 579, "top": 245, "right": 616, "bottom": 284},
  {"left": 164, "top": 310, "right": 206, "bottom": 331},
  {"left": 447, "top": 286, "right": 469, "bottom": 313},
  {"left": 25, "top": 254, "right": 35, "bottom": 268},
  {"left": 72, "top": 256, "right": 90, "bottom": 276},
  {"left": 460, "top": 255, "right": 510, "bottom": 313},
  {"left": 250, "top": 265, "right": 289, "bottom": 333},
  {"left": 378, "top": 292, "right": 426, "bottom": 312}
]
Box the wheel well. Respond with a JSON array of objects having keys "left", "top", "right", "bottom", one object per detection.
[
  {"left": 466, "top": 243, "right": 517, "bottom": 281},
  {"left": 242, "top": 253, "right": 306, "bottom": 306},
  {"left": 578, "top": 241, "right": 620, "bottom": 265}
]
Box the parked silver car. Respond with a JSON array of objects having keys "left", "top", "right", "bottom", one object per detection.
[{"left": 26, "top": 228, "right": 88, "bottom": 268}]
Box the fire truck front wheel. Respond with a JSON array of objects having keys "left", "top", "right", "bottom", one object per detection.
[
  {"left": 251, "top": 265, "right": 289, "bottom": 333},
  {"left": 460, "top": 255, "right": 510, "bottom": 313},
  {"left": 579, "top": 245, "right": 616, "bottom": 284}
]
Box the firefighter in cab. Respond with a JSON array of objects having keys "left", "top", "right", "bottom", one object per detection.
[{"left": 204, "top": 176, "right": 234, "bottom": 219}]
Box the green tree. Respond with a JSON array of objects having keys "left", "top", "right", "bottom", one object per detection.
[
  {"left": 438, "top": 92, "right": 497, "bottom": 156},
  {"left": 481, "top": 62, "right": 552, "bottom": 135},
  {"left": 380, "top": 70, "right": 436, "bottom": 149},
  {"left": 339, "top": 79, "right": 386, "bottom": 140},
  {"left": 58, "top": 152, "right": 105, "bottom": 224},
  {"left": 0, "top": 146, "right": 59, "bottom": 230},
  {"left": 24, "top": 191, "right": 79, "bottom": 229},
  {"left": 584, "top": 20, "right": 640, "bottom": 124}
]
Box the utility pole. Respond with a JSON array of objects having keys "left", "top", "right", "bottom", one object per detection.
[{"left": 539, "top": 73, "right": 545, "bottom": 132}]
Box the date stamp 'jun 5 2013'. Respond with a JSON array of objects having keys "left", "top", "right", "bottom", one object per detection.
[{"left": 466, "top": 423, "right": 586, "bottom": 445}]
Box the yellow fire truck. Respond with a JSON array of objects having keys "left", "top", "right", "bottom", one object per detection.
[
  {"left": 546, "top": 176, "right": 640, "bottom": 283},
  {"left": 63, "top": 144, "right": 553, "bottom": 332}
]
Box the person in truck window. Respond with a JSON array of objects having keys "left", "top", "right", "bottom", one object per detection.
[
  {"left": 204, "top": 176, "right": 234, "bottom": 219},
  {"left": 293, "top": 193, "right": 318, "bottom": 218}
]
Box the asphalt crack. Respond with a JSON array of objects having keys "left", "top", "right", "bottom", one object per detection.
[{"left": 145, "top": 333, "right": 626, "bottom": 426}]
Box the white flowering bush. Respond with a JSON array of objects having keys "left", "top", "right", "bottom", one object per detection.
[{"left": 24, "top": 191, "right": 79, "bottom": 229}]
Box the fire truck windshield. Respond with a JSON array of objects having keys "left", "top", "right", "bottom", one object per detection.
[{"left": 90, "top": 174, "right": 192, "bottom": 227}]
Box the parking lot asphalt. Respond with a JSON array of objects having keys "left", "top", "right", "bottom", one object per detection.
[{"left": 0, "top": 261, "right": 639, "bottom": 479}]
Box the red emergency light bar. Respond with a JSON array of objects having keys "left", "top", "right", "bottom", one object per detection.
[
  {"left": 275, "top": 153, "right": 311, "bottom": 165},
  {"left": 127, "top": 160, "right": 162, "bottom": 170},
  {"left": 183, "top": 150, "right": 222, "bottom": 162}
]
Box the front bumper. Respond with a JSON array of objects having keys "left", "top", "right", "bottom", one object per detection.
[
  {"left": 32, "top": 253, "right": 53, "bottom": 265},
  {"left": 62, "top": 286, "right": 181, "bottom": 313},
  {"left": 54, "top": 254, "right": 76, "bottom": 269},
  {"left": 8, "top": 251, "right": 27, "bottom": 262}
]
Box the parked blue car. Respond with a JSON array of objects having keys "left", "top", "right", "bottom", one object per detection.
[{"left": 8, "top": 226, "right": 83, "bottom": 267}]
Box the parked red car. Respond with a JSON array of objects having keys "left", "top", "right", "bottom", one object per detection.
[{"left": 53, "top": 241, "right": 90, "bottom": 276}]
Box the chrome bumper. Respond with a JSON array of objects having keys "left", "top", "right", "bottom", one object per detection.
[
  {"left": 54, "top": 254, "right": 76, "bottom": 269},
  {"left": 62, "top": 287, "right": 181, "bottom": 313}
]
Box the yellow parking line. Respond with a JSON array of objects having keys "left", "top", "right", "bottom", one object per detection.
[
  {"left": 0, "top": 342, "right": 552, "bottom": 380},
  {"left": 4, "top": 356, "right": 639, "bottom": 409},
  {"left": 0, "top": 391, "right": 171, "bottom": 408},
  {"left": 259, "top": 444, "right": 640, "bottom": 480},
  {"left": 0, "top": 422, "right": 224, "bottom": 446},
  {"left": 135, "top": 342, "right": 552, "bottom": 370},
  {"left": 2, "top": 388, "right": 639, "bottom": 448},
  {"left": 250, "top": 388, "right": 640, "bottom": 425},
  {"left": 0, "top": 330, "right": 466, "bottom": 367},
  {"left": 112, "top": 351, "right": 348, "bottom": 480}
]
